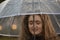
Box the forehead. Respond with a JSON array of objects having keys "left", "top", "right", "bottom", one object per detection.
[{"left": 28, "top": 15, "right": 41, "bottom": 21}]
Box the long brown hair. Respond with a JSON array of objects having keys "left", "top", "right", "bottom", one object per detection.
[
  {"left": 44, "top": 14, "right": 59, "bottom": 40},
  {"left": 19, "top": 14, "right": 59, "bottom": 40}
]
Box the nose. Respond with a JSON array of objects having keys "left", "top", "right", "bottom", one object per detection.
[{"left": 33, "top": 22, "right": 37, "bottom": 28}]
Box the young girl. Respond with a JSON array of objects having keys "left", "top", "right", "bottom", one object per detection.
[{"left": 19, "top": 14, "right": 59, "bottom": 40}]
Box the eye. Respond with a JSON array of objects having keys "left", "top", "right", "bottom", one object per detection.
[
  {"left": 29, "top": 21, "right": 33, "bottom": 25},
  {"left": 36, "top": 21, "right": 41, "bottom": 25},
  {"left": 37, "top": 22, "right": 40, "bottom": 24}
]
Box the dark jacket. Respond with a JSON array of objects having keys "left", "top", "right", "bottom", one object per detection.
[{"left": 28, "top": 35, "right": 45, "bottom": 40}]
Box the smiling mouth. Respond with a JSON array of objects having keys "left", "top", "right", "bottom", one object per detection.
[{"left": 32, "top": 28, "right": 38, "bottom": 32}]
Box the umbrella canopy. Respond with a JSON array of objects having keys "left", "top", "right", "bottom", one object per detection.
[
  {"left": 0, "top": 0, "right": 22, "bottom": 18},
  {"left": 0, "top": 0, "right": 5, "bottom": 3},
  {"left": 0, "top": 0, "right": 60, "bottom": 37},
  {"left": 0, "top": 0, "right": 60, "bottom": 18}
]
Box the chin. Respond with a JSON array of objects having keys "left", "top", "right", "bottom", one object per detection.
[{"left": 31, "top": 31, "right": 41, "bottom": 35}]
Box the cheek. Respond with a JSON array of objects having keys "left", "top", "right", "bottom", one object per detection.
[
  {"left": 38, "top": 24, "right": 42, "bottom": 30},
  {"left": 28, "top": 24, "right": 33, "bottom": 30},
  {"left": 39, "top": 24, "right": 42, "bottom": 27}
]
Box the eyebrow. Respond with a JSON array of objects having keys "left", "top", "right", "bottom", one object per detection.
[
  {"left": 29, "top": 21, "right": 33, "bottom": 22},
  {"left": 35, "top": 20, "right": 41, "bottom": 22},
  {"left": 29, "top": 20, "right": 41, "bottom": 22}
]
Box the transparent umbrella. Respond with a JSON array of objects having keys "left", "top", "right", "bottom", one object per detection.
[{"left": 0, "top": 0, "right": 60, "bottom": 38}]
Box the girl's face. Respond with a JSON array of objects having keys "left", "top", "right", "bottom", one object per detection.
[{"left": 28, "top": 15, "right": 42, "bottom": 35}]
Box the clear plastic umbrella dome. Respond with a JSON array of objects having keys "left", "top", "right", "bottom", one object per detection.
[
  {"left": 0, "top": 0, "right": 60, "bottom": 37},
  {"left": 0, "top": 0, "right": 60, "bottom": 17}
]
